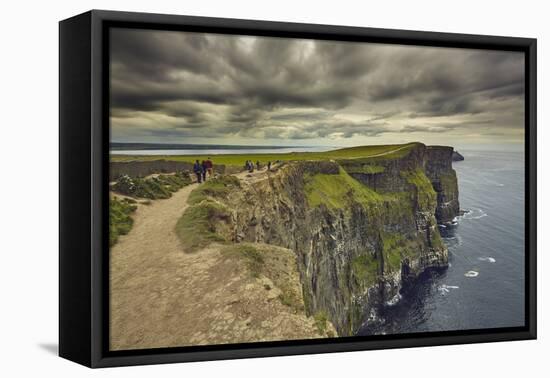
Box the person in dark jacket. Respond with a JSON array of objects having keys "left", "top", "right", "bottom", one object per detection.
[
  {"left": 193, "top": 160, "right": 203, "bottom": 183},
  {"left": 201, "top": 160, "right": 208, "bottom": 182},
  {"left": 246, "top": 160, "right": 254, "bottom": 173}
]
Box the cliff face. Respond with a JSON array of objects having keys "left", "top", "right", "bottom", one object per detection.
[
  {"left": 426, "top": 146, "right": 460, "bottom": 223},
  {"left": 213, "top": 143, "right": 459, "bottom": 336}
]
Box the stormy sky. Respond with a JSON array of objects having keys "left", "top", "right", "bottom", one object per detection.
[{"left": 110, "top": 28, "right": 525, "bottom": 148}]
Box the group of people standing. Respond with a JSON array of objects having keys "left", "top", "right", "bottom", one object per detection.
[
  {"left": 193, "top": 157, "right": 277, "bottom": 183},
  {"left": 193, "top": 158, "right": 213, "bottom": 183},
  {"left": 244, "top": 160, "right": 272, "bottom": 173}
]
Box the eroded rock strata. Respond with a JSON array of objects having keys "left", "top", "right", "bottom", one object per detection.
[{"left": 203, "top": 143, "right": 460, "bottom": 336}]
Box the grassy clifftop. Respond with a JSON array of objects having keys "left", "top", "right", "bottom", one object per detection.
[{"left": 111, "top": 142, "right": 419, "bottom": 166}]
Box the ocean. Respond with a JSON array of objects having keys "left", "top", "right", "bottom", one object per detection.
[{"left": 358, "top": 148, "right": 526, "bottom": 335}]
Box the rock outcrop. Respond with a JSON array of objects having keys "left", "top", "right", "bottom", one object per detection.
[
  {"left": 452, "top": 150, "right": 465, "bottom": 161},
  {"left": 199, "top": 143, "right": 460, "bottom": 336},
  {"left": 426, "top": 146, "right": 461, "bottom": 223}
]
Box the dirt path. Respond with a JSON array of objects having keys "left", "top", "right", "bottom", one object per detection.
[{"left": 110, "top": 172, "right": 323, "bottom": 350}]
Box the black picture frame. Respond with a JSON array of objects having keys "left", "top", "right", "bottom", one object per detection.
[{"left": 59, "top": 9, "right": 537, "bottom": 368}]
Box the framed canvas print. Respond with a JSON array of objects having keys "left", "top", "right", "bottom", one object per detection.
[{"left": 59, "top": 10, "right": 536, "bottom": 368}]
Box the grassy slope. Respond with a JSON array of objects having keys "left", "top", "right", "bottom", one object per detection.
[
  {"left": 111, "top": 142, "right": 419, "bottom": 167},
  {"left": 304, "top": 167, "right": 384, "bottom": 210},
  {"left": 175, "top": 176, "right": 241, "bottom": 252},
  {"left": 401, "top": 168, "right": 437, "bottom": 210}
]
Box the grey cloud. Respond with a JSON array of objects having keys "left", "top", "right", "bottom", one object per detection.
[{"left": 110, "top": 28, "right": 525, "bottom": 143}]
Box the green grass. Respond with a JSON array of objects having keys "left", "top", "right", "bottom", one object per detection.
[
  {"left": 187, "top": 175, "right": 241, "bottom": 205},
  {"left": 402, "top": 168, "right": 433, "bottom": 191},
  {"left": 111, "top": 143, "right": 420, "bottom": 167},
  {"left": 431, "top": 228, "right": 445, "bottom": 250},
  {"left": 175, "top": 200, "right": 231, "bottom": 252},
  {"left": 381, "top": 232, "right": 425, "bottom": 273},
  {"left": 304, "top": 167, "right": 384, "bottom": 210},
  {"left": 401, "top": 168, "right": 437, "bottom": 210},
  {"left": 351, "top": 253, "right": 380, "bottom": 287},
  {"left": 112, "top": 172, "right": 192, "bottom": 199},
  {"left": 314, "top": 311, "right": 329, "bottom": 335},
  {"left": 176, "top": 176, "right": 240, "bottom": 252},
  {"left": 381, "top": 233, "right": 405, "bottom": 273},
  {"left": 109, "top": 198, "right": 137, "bottom": 246}
]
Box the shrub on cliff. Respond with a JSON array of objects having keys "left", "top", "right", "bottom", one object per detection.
[
  {"left": 176, "top": 175, "right": 240, "bottom": 252},
  {"left": 109, "top": 197, "right": 137, "bottom": 246},
  {"left": 112, "top": 172, "right": 192, "bottom": 199},
  {"left": 351, "top": 253, "right": 380, "bottom": 287},
  {"left": 175, "top": 200, "right": 231, "bottom": 252}
]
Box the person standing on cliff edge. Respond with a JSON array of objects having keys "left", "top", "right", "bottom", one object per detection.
[{"left": 193, "top": 160, "right": 203, "bottom": 183}]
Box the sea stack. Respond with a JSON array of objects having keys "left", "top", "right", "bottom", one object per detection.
[{"left": 452, "top": 150, "right": 465, "bottom": 161}]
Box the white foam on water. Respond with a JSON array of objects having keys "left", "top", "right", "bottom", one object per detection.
[
  {"left": 385, "top": 293, "right": 402, "bottom": 306},
  {"left": 462, "top": 208, "right": 488, "bottom": 220},
  {"left": 471, "top": 213, "right": 487, "bottom": 220},
  {"left": 478, "top": 257, "right": 496, "bottom": 263},
  {"left": 464, "top": 271, "right": 479, "bottom": 277},
  {"left": 438, "top": 284, "right": 459, "bottom": 295}
]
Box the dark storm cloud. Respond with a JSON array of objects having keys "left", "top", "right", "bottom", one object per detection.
[
  {"left": 110, "top": 29, "right": 525, "bottom": 143},
  {"left": 111, "top": 29, "right": 218, "bottom": 80}
]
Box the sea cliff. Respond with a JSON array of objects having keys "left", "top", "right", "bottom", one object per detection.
[{"left": 193, "top": 142, "right": 460, "bottom": 336}]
